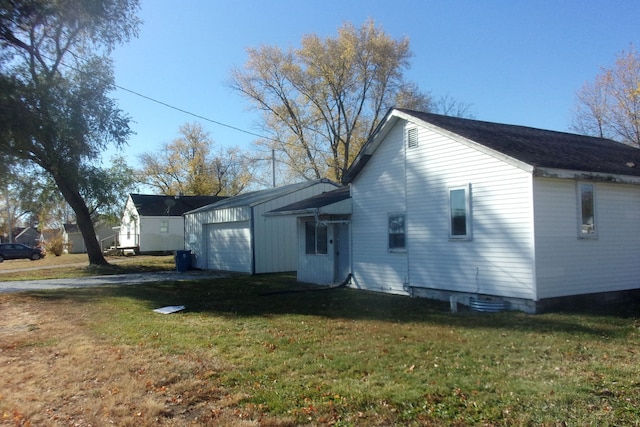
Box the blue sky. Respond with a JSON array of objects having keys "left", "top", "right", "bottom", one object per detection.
[{"left": 111, "top": 0, "right": 639, "bottom": 170}]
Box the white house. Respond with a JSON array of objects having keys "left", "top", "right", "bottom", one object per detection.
[
  {"left": 117, "top": 194, "right": 225, "bottom": 254},
  {"left": 63, "top": 221, "right": 117, "bottom": 253},
  {"left": 184, "top": 179, "right": 339, "bottom": 274},
  {"left": 266, "top": 186, "right": 352, "bottom": 285},
  {"left": 290, "top": 108, "right": 640, "bottom": 313}
]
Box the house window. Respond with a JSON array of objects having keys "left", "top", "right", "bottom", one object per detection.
[
  {"left": 578, "top": 182, "right": 596, "bottom": 237},
  {"left": 305, "top": 221, "right": 327, "bottom": 255},
  {"left": 406, "top": 127, "right": 419, "bottom": 149},
  {"left": 388, "top": 213, "right": 406, "bottom": 251},
  {"left": 449, "top": 185, "right": 472, "bottom": 239},
  {"left": 160, "top": 220, "right": 169, "bottom": 233}
]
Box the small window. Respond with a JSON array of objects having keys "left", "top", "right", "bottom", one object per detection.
[
  {"left": 388, "top": 213, "right": 406, "bottom": 251},
  {"left": 305, "top": 221, "right": 328, "bottom": 255},
  {"left": 406, "top": 127, "right": 419, "bottom": 149},
  {"left": 578, "top": 183, "right": 596, "bottom": 237},
  {"left": 160, "top": 220, "right": 169, "bottom": 233},
  {"left": 449, "top": 185, "right": 472, "bottom": 239}
]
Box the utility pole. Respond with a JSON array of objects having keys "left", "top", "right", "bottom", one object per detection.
[{"left": 272, "top": 149, "right": 276, "bottom": 188}]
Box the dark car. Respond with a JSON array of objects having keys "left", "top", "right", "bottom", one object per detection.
[{"left": 0, "top": 243, "right": 46, "bottom": 262}]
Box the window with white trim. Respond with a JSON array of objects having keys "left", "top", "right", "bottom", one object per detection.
[
  {"left": 305, "top": 221, "right": 328, "bottom": 255},
  {"left": 449, "top": 185, "right": 472, "bottom": 239},
  {"left": 388, "top": 213, "right": 406, "bottom": 251},
  {"left": 578, "top": 182, "right": 596, "bottom": 237}
]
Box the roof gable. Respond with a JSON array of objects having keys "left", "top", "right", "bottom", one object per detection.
[
  {"left": 129, "top": 194, "right": 227, "bottom": 216},
  {"left": 344, "top": 108, "right": 640, "bottom": 183}
]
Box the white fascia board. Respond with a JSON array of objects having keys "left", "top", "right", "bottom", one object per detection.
[{"left": 534, "top": 167, "right": 640, "bottom": 184}]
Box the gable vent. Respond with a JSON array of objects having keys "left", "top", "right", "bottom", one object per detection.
[{"left": 406, "top": 127, "right": 419, "bottom": 149}]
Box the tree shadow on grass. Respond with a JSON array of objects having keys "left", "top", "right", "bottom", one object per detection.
[{"left": 26, "top": 272, "right": 640, "bottom": 339}]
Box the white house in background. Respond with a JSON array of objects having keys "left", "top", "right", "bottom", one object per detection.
[
  {"left": 118, "top": 194, "right": 225, "bottom": 254},
  {"left": 63, "top": 221, "right": 117, "bottom": 253},
  {"left": 266, "top": 186, "right": 352, "bottom": 285},
  {"left": 294, "top": 108, "right": 640, "bottom": 313},
  {"left": 184, "top": 179, "right": 339, "bottom": 274}
]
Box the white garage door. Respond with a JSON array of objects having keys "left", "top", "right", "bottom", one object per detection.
[{"left": 206, "top": 221, "right": 252, "bottom": 273}]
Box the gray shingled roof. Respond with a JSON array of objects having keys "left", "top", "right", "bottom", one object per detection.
[{"left": 344, "top": 108, "right": 640, "bottom": 183}]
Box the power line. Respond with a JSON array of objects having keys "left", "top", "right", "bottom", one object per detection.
[
  {"left": 35, "top": 52, "right": 337, "bottom": 156},
  {"left": 114, "top": 85, "right": 278, "bottom": 142},
  {"left": 36, "top": 51, "right": 277, "bottom": 143}
]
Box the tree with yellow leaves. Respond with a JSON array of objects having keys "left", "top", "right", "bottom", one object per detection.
[
  {"left": 229, "top": 20, "right": 439, "bottom": 183},
  {"left": 572, "top": 46, "right": 640, "bottom": 147},
  {"left": 138, "top": 123, "right": 252, "bottom": 196}
]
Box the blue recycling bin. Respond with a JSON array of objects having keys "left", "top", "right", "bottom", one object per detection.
[{"left": 175, "top": 250, "right": 192, "bottom": 272}]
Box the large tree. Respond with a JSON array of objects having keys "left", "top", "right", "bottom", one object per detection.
[
  {"left": 571, "top": 46, "right": 640, "bottom": 147},
  {"left": 138, "top": 122, "right": 252, "bottom": 196},
  {"left": 229, "top": 19, "right": 435, "bottom": 183},
  {"left": 0, "top": 0, "right": 140, "bottom": 265}
]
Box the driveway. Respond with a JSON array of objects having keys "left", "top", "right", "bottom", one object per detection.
[{"left": 0, "top": 270, "right": 227, "bottom": 293}]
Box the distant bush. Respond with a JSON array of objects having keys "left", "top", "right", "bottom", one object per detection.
[{"left": 46, "top": 234, "right": 65, "bottom": 256}]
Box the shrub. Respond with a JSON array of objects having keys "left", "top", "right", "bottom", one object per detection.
[{"left": 46, "top": 234, "right": 65, "bottom": 256}]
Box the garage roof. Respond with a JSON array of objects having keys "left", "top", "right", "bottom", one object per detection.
[{"left": 186, "top": 179, "right": 338, "bottom": 214}]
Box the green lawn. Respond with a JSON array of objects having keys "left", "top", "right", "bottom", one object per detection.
[{"left": 7, "top": 271, "right": 638, "bottom": 425}]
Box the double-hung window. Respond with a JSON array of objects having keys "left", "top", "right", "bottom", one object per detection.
[
  {"left": 388, "top": 213, "right": 406, "bottom": 251},
  {"left": 449, "top": 185, "right": 472, "bottom": 239},
  {"left": 578, "top": 182, "right": 597, "bottom": 237},
  {"left": 305, "top": 221, "right": 328, "bottom": 255}
]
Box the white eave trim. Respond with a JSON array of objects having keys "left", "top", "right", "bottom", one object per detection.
[{"left": 534, "top": 167, "right": 640, "bottom": 184}]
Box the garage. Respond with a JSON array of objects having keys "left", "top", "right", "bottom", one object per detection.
[
  {"left": 184, "top": 179, "right": 340, "bottom": 274},
  {"left": 205, "top": 221, "right": 251, "bottom": 273}
]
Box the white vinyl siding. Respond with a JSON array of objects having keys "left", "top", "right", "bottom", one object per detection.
[
  {"left": 405, "top": 122, "right": 535, "bottom": 300},
  {"left": 352, "top": 119, "right": 536, "bottom": 300},
  {"left": 297, "top": 217, "right": 334, "bottom": 285},
  {"left": 351, "top": 123, "right": 409, "bottom": 294},
  {"left": 139, "top": 217, "right": 185, "bottom": 252},
  {"left": 534, "top": 178, "right": 640, "bottom": 299}
]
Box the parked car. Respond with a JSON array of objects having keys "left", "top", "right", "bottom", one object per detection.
[{"left": 0, "top": 243, "right": 46, "bottom": 262}]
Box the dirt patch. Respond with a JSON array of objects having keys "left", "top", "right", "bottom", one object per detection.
[{"left": 0, "top": 295, "right": 278, "bottom": 426}]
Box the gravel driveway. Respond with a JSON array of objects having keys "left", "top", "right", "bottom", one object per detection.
[{"left": 0, "top": 270, "right": 226, "bottom": 293}]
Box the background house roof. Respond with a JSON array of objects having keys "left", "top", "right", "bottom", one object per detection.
[
  {"left": 130, "top": 194, "right": 226, "bottom": 216},
  {"left": 63, "top": 224, "right": 80, "bottom": 233},
  {"left": 345, "top": 108, "right": 640, "bottom": 182}
]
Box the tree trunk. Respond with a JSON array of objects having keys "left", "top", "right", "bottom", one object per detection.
[{"left": 53, "top": 173, "right": 109, "bottom": 266}]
